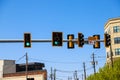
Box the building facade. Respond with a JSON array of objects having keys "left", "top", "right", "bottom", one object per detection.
[
  {"left": 0, "top": 60, "right": 47, "bottom": 80},
  {"left": 104, "top": 18, "right": 120, "bottom": 63},
  {"left": 0, "top": 60, "right": 16, "bottom": 78},
  {"left": 2, "top": 70, "right": 47, "bottom": 80}
]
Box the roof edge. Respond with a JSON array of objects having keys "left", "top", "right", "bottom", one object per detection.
[{"left": 104, "top": 17, "right": 120, "bottom": 29}]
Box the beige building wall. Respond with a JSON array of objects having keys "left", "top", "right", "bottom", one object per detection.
[
  {"left": 104, "top": 18, "right": 120, "bottom": 63},
  {"left": 1, "top": 74, "right": 44, "bottom": 80},
  {"left": 1, "top": 70, "right": 47, "bottom": 80},
  {"left": 0, "top": 60, "right": 16, "bottom": 78}
]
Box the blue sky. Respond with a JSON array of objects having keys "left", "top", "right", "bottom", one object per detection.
[{"left": 0, "top": 0, "right": 120, "bottom": 80}]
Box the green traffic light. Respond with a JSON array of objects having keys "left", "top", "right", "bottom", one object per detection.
[
  {"left": 54, "top": 41, "right": 59, "bottom": 45},
  {"left": 26, "top": 42, "right": 30, "bottom": 46}
]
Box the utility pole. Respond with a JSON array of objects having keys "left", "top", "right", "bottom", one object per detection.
[
  {"left": 68, "top": 76, "right": 71, "bottom": 80},
  {"left": 70, "top": 77, "right": 72, "bottom": 80},
  {"left": 92, "top": 53, "right": 96, "bottom": 74},
  {"left": 50, "top": 67, "right": 53, "bottom": 80},
  {"left": 74, "top": 70, "right": 78, "bottom": 80},
  {"left": 82, "top": 74, "right": 83, "bottom": 80},
  {"left": 26, "top": 53, "right": 28, "bottom": 80},
  {"left": 83, "top": 62, "right": 86, "bottom": 80},
  {"left": 53, "top": 69, "right": 56, "bottom": 80},
  {"left": 68, "top": 77, "right": 72, "bottom": 80},
  {"left": 110, "top": 44, "right": 113, "bottom": 68}
]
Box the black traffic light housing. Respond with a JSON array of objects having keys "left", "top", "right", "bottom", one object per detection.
[
  {"left": 104, "top": 33, "right": 111, "bottom": 47},
  {"left": 93, "top": 35, "right": 100, "bottom": 48},
  {"left": 78, "top": 33, "right": 84, "bottom": 47},
  {"left": 67, "top": 34, "right": 74, "bottom": 49},
  {"left": 52, "top": 32, "right": 63, "bottom": 46},
  {"left": 24, "top": 33, "right": 31, "bottom": 48}
]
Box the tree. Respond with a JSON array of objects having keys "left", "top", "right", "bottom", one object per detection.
[{"left": 87, "top": 59, "right": 120, "bottom": 80}]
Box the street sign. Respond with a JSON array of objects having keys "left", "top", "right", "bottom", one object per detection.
[
  {"left": 88, "top": 40, "right": 95, "bottom": 45},
  {"left": 88, "top": 36, "right": 96, "bottom": 45},
  {"left": 88, "top": 37, "right": 96, "bottom": 41}
]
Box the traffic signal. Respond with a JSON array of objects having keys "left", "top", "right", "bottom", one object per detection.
[
  {"left": 93, "top": 35, "right": 100, "bottom": 48},
  {"left": 104, "top": 33, "right": 111, "bottom": 47},
  {"left": 78, "top": 33, "right": 84, "bottom": 47},
  {"left": 52, "top": 32, "right": 63, "bottom": 46},
  {"left": 67, "top": 34, "right": 74, "bottom": 49},
  {"left": 24, "top": 33, "right": 31, "bottom": 48}
]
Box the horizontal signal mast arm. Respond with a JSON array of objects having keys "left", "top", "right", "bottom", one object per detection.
[{"left": 0, "top": 39, "right": 104, "bottom": 43}]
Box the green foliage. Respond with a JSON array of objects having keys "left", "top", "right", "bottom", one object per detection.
[{"left": 87, "top": 59, "right": 120, "bottom": 80}]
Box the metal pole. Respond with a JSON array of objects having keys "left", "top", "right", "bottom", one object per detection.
[
  {"left": 92, "top": 53, "right": 96, "bottom": 74},
  {"left": 82, "top": 74, "right": 83, "bottom": 80},
  {"left": 74, "top": 70, "right": 78, "bottom": 80},
  {"left": 51, "top": 67, "right": 53, "bottom": 80},
  {"left": 54, "top": 69, "right": 56, "bottom": 80},
  {"left": 68, "top": 77, "right": 70, "bottom": 80},
  {"left": 0, "top": 39, "right": 72, "bottom": 43},
  {"left": 83, "top": 62, "right": 86, "bottom": 80},
  {"left": 0, "top": 39, "right": 104, "bottom": 43},
  {"left": 110, "top": 44, "right": 113, "bottom": 68},
  {"left": 26, "top": 53, "right": 28, "bottom": 80}
]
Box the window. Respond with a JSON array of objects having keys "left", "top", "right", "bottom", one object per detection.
[
  {"left": 107, "top": 52, "right": 110, "bottom": 58},
  {"left": 114, "top": 37, "right": 120, "bottom": 44},
  {"left": 115, "top": 48, "right": 120, "bottom": 55},
  {"left": 113, "top": 26, "right": 120, "bottom": 33}
]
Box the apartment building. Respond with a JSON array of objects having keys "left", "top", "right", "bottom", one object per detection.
[{"left": 104, "top": 18, "right": 120, "bottom": 63}]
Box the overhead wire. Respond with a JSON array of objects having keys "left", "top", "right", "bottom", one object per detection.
[
  {"left": 16, "top": 54, "right": 26, "bottom": 63},
  {"left": 56, "top": 66, "right": 93, "bottom": 73},
  {"left": 93, "top": 45, "right": 105, "bottom": 54},
  {"left": 29, "top": 57, "right": 83, "bottom": 64}
]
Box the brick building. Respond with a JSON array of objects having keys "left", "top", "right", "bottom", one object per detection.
[{"left": 0, "top": 60, "right": 47, "bottom": 80}]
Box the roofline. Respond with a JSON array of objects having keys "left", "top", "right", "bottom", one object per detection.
[
  {"left": 16, "top": 62, "right": 45, "bottom": 66},
  {"left": 0, "top": 59, "right": 15, "bottom": 61},
  {"left": 104, "top": 17, "right": 120, "bottom": 29}
]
